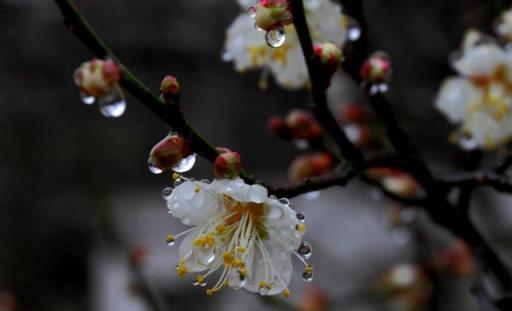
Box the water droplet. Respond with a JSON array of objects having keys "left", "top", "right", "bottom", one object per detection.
[
  {"left": 279, "top": 198, "right": 291, "bottom": 206},
  {"left": 172, "top": 153, "right": 197, "bottom": 173},
  {"left": 267, "top": 204, "right": 283, "bottom": 219},
  {"left": 302, "top": 270, "right": 313, "bottom": 282},
  {"left": 162, "top": 187, "right": 173, "bottom": 199},
  {"left": 254, "top": 22, "right": 265, "bottom": 32},
  {"left": 265, "top": 26, "right": 286, "bottom": 48},
  {"left": 193, "top": 279, "right": 207, "bottom": 287},
  {"left": 298, "top": 241, "right": 312, "bottom": 260},
  {"left": 457, "top": 132, "right": 478, "bottom": 151},
  {"left": 369, "top": 83, "right": 389, "bottom": 95},
  {"left": 193, "top": 248, "right": 216, "bottom": 266},
  {"left": 247, "top": 6, "right": 256, "bottom": 18},
  {"left": 258, "top": 284, "right": 271, "bottom": 295},
  {"left": 221, "top": 49, "right": 234, "bottom": 62},
  {"left": 165, "top": 235, "right": 175, "bottom": 246},
  {"left": 98, "top": 92, "right": 126, "bottom": 118},
  {"left": 80, "top": 93, "right": 95, "bottom": 105},
  {"left": 227, "top": 269, "right": 246, "bottom": 289},
  {"left": 148, "top": 160, "right": 163, "bottom": 174},
  {"left": 293, "top": 139, "right": 309, "bottom": 150},
  {"left": 346, "top": 17, "right": 361, "bottom": 42},
  {"left": 296, "top": 212, "right": 306, "bottom": 223}
]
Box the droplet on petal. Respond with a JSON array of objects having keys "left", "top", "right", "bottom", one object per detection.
[
  {"left": 265, "top": 26, "right": 286, "bottom": 48},
  {"left": 267, "top": 204, "right": 283, "bottom": 219},
  {"left": 98, "top": 92, "right": 126, "bottom": 118},
  {"left": 80, "top": 92, "right": 95, "bottom": 105},
  {"left": 172, "top": 153, "right": 197, "bottom": 173}
]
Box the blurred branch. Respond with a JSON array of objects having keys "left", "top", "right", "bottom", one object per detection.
[
  {"left": 290, "top": 0, "right": 366, "bottom": 169},
  {"left": 439, "top": 171, "right": 512, "bottom": 194},
  {"left": 53, "top": 0, "right": 257, "bottom": 181}
]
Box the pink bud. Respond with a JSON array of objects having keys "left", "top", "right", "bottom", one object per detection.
[
  {"left": 289, "top": 152, "right": 336, "bottom": 181},
  {"left": 430, "top": 239, "right": 475, "bottom": 277},
  {"left": 160, "top": 75, "right": 180, "bottom": 96},
  {"left": 74, "top": 58, "right": 121, "bottom": 98},
  {"left": 339, "top": 102, "right": 367, "bottom": 124},
  {"left": 268, "top": 116, "right": 293, "bottom": 140},
  {"left": 148, "top": 134, "right": 192, "bottom": 173},
  {"left": 313, "top": 43, "right": 343, "bottom": 87},
  {"left": 254, "top": 0, "right": 292, "bottom": 31},
  {"left": 360, "top": 51, "right": 392, "bottom": 84},
  {"left": 214, "top": 149, "right": 242, "bottom": 179},
  {"left": 286, "top": 109, "right": 322, "bottom": 140}
]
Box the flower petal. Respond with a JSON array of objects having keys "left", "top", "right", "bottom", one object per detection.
[{"left": 435, "top": 77, "right": 481, "bottom": 123}]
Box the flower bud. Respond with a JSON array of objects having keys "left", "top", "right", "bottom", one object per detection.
[
  {"left": 343, "top": 124, "right": 372, "bottom": 147},
  {"left": 360, "top": 51, "right": 392, "bottom": 84},
  {"left": 313, "top": 43, "right": 343, "bottom": 87},
  {"left": 148, "top": 134, "right": 192, "bottom": 173},
  {"left": 495, "top": 10, "right": 512, "bottom": 43},
  {"left": 289, "top": 152, "right": 336, "bottom": 181},
  {"left": 313, "top": 43, "right": 343, "bottom": 67},
  {"left": 160, "top": 75, "right": 180, "bottom": 96},
  {"left": 214, "top": 148, "right": 242, "bottom": 179},
  {"left": 268, "top": 116, "right": 293, "bottom": 140},
  {"left": 381, "top": 173, "right": 422, "bottom": 199},
  {"left": 339, "top": 102, "right": 367, "bottom": 124},
  {"left": 300, "top": 285, "right": 328, "bottom": 311},
  {"left": 74, "top": 58, "right": 121, "bottom": 98},
  {"left": 286, "top": 109, "right": 322, "bottom": 140},
  {"left": 430, "top": 239, "right": 474, "bottom": 277},
  {"left": 130, "top": 245, "right": 148, "bottom": 267},
  {"left": 254, "top": 0, "right": 293, "bottom": 31}
]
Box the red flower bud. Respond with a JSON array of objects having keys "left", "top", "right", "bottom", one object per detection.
[
  {"left": 148, "top": 134, "right": 192, "bottom": 173},
  {"left": 130, "top": 245, "right": 148, "bottom": 267},
  {"left": 160, "top": 75, "right": 180, "bottom": 96},
  {"left": 268, "top": 116, "right": 293, "bottom": 140},
  {"left": 360, "top": 51, "right": 392, "bottom": 84},
  {"left": 74, "top": 58, "right": 121, "bottom": 98},
  {"left": 430, "top": 239, "right": 475, "bottom": 277},
  {"left": 344, "top": 124, "right": 372, "bottom": 147},
  {"left": 289, "top": 152, "right": 336, "bottom": 181},
  {"left": 313, "top": 42, "right": 343, "bottom": 87},
  {"left": 214, "top": 149, "right": 242, "bottom": 179},
  {"left": 286, "top": 109, "right": 322, "bottom": 140},
  {"left": 300, "top": 285, "right": 328, "bottom": 311},
  {"left": 340, "top": 102, "right": 367, "bottom": 124}
]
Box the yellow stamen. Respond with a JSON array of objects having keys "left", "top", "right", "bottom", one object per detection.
[
  {"left": 283, "top": 289, "right": 291, "bottom": 298},
  {"left": 223, "top": 252, "right": 236, "bottom": 267},
  {"left": 176, "top": 260, "right": 188, "bottom": 277},
  {"left": 165, "top": 234, "right": 175, "bottom": 244},
  {"left": 296, "top": 223, "right": 306, "bottom": 233}
]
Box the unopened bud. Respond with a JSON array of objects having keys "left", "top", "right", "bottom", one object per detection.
[
  {"left": 214, "top": 149, "right": 242, "bottom": 179},
  {"left": 313, "top": 43, "right": 342, "bottom": 87},
  {"left": 344, "top": 124, "right": 372, "bottom": 147},
  {"left": 289, "top": 152, "right": 336, "bottom": 181},
  {"left": 430, "top": 239, "right": 475, "bottom": 277},
  {"left": 254, "top": 0, "right": 293, "bottom": 31},
  {"left": 160, "top": 75, "right": 180, "bottom": 96},
  {"left": 74, "top": 58, "right": 121, "bottom": 98},
  {"left": 148, "top": 134, "right": 192, "bottom": 173},
  {"left": 381, "top": 173, "right": 423, "bottom": 199},
  {"left": 268, "top": 116, "right": 293, "bottom": 140},
  {"left": 286, "top": 109, "right": 322, "bottom": 140},
  {"left": 340, "top": 102, "right": 367, "bottom": 124},
  {"left": 360, "top": 51, "right": 392, "bottom": 84}
]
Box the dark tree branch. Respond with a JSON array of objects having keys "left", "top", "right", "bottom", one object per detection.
[{"left": 290, "top": 0, "right": 366, "bottom": 169}]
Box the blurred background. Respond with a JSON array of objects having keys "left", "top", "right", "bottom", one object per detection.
[{"left": 0, "top": 0, "right": 511, "bottom": 310}]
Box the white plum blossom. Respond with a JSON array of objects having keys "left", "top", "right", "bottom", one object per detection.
[
  {"left": 164, "top": 177, "right": 311, "bottom": 297},
  {"left": 223, "top": 0, "right": 348, "bottom": 90},
  {"left": 435, "top": 32, "right": 512, "bottom": 150}
]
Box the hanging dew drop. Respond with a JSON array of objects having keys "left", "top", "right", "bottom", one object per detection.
[
  {"left": 172, "top": 153, "right": 197, "bottom": 173},
  {"left": 298, "top": 241, "right": 312, "bottom": 260},
  {"left": 296, "top": 212, "right": 306, "bottom": 223},
  {"left": 302, "top": 270, "right": 313, "bottom": 282},
  {"left": 265, "top": 27, "right": 286, "bottom": 48},
  {"left": 346, "top": 17, "right": 362, "bottom": 42},
  {"left": 148, "top": 161, "right": 163, "bottom": 174},
  {"left": 165, "top": 235, "right": 175, "bottom": 246},
  {"left": 80, "top": 93, "right": 95, "bottom": 105},
  {"left": 98, "top": 93, "right": 126, "bottom": 118}
]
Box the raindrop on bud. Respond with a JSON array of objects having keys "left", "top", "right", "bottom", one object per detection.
[
  {"left": 98, "top": 92, "right": 126, "bottom": 118},
  {"left": 148, "top": 161, "right": 163, "bottom": 174},
  {"left": 265, "top": 26, "right": 286, "bottom": 48},
  {"left": 80, "top": 93, "right": 95, "bottom": 105},
  {"left": 172, "top": 153, "right": 197, "bottom": 173}
]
